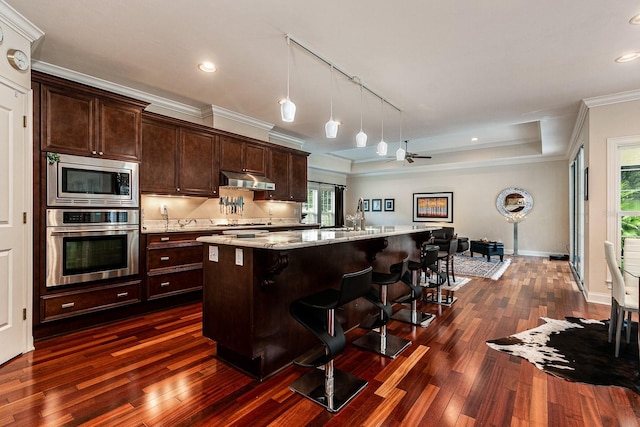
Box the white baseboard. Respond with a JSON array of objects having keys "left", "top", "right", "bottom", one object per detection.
[{"left": 585, "top": 291, "right": 611, "bottom": 306}]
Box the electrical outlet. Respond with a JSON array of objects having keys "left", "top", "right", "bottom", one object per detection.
[{"left": 160, "top": 204, "right": 168, "bottom": 215}]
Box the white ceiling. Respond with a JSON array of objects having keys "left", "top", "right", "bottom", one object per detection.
[{"left": 6, "top": 1, "right": 640, "bottom": 173}]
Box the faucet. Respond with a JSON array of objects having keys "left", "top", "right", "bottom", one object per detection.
[{"left": 356, "top": 197, "right": 366, "bottom": 231}]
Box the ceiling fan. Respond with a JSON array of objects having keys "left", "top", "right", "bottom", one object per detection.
[{"left": 395, "top": 140, "right": 432, "bottom": 163}]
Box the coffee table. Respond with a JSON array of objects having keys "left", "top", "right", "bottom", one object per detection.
[{"left": 470, "top": 240, "right": 504, "bottom": 262}]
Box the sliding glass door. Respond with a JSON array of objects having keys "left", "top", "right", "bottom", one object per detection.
[{"left": 570, "top": 146, "right": 585, "bottom": 289}]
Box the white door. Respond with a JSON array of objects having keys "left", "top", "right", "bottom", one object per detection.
[{"left": 0, "top": 81, "right": 29, "bottom": 365}]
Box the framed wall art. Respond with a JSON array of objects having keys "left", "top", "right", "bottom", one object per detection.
[
  {"left": 384, "top": 198, "right": 395, "bottom": 212},
  {"left": 363, "top": 199, "right": 370, "bottom": 211},
  {"left": 371, "top": 199, "right": 382, "bottom": 212},
  {"left": 413, "top": 192, "right": 453, "bottom": 222}
]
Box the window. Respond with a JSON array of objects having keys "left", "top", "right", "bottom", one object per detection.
[
  {"left": 607, "top": 136, "right": 640, "bottom": 262},
  {"left": 302, "top": 182, "right": 336, "bottom": 227}
]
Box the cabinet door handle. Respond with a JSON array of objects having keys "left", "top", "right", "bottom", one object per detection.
[
  {"left": 98, "top": 151, "right": 104, "bottom": 156},
  {"left": 61, "top": 302, "right": 75, "bottom": 309},
  {"left": 177, "top": 187, "right": 181, "bottom": 192},
  {"left": 160, "top": 237, "right": 170, "bottom": 242},
  {"left": 160, "top": 256, "right": 170, "bottom": 261},
  {"left": 160, "top": 281, "right": 170, "bottom": 287},
  {"left": 117, "top": 292, "right": 128, "bottom": 298},
  {"left": 91, "top": 150, "right": 97, "bottom": 155}
]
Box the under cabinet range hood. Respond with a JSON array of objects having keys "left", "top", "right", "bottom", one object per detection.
[{"left": 220, "top": 171, "right": 275, "bottom": 191}]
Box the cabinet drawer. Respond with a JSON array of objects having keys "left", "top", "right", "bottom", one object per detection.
[
  {"left": 146, "top": 233, "right": 207, "bottom": 245},
  {"left": 42, "top": 281, "right": 141, "bottom": 321},
  {"left": 147, "top": 244, "right": 202, "bottom": 269},
  {"left": 147, "top": 267, "right": 203, "bottom": 299}
]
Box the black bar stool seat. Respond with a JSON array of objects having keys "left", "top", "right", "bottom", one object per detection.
[
  {"left": 289, "top": 266, "right": 372, "bottom": 412},
  {"left": 392, "top": 244, "right": 438, "bottom": 327},
  {"left": 353, "top": 256, "right": 412, "bottom": 358}
]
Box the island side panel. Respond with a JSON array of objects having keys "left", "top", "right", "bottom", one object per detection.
[
  {"left": 202, "top": 244, "right": 255, "bottom": 357},
  {"left": 202, "top": 230, "right": 431, "bottom": 379}
]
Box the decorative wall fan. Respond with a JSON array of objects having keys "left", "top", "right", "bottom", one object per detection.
[{"left": 396, "top": 140, "right": 432, "bottom": 163}]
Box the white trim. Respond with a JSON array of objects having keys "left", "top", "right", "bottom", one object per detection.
[
  {"left": 0, "top": 1, "right": 44, "bottom": 44},
  {"left": 269, "top": 131, "right": 305, "bottom": 149},
  {"left": 567, "top": 101, "right": 588, "bottom": 161},
  {"left": 32, "top": 61, "right": 204, "bottom": 118},
  {"left": 585, "top": 291, "right": 612, "bottom": 306},
  {"left": 209, "top": 104, "right": 274, "bottom": 132},
  {"left": 606, "top": 135, "right": 640, "bottom": 251},
  {"left": 584, "top": 89, "right": 640, "bottom": 108}
]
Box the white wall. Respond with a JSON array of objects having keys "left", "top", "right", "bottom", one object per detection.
[
  {"left": 582, "top": 99, "right": 640, "bottom": 302},
  {"left": 346, "top": 159, "right": 569, "bottom": 256}
]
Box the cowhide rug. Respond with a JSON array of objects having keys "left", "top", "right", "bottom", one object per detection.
[{"left": 486, "top": 317, "right": 640, "bottom": 394}]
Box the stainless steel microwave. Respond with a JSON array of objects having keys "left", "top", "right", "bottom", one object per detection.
[{"left": 47, "top": 154, "right": 139, "bottom": 207}]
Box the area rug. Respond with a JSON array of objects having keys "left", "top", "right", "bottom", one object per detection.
[
  {"left": 486, "top": 317, "right": 640, "bottom": 394},
  {"left": 453, "top": 254, "right": 511, "bottom": 280}
]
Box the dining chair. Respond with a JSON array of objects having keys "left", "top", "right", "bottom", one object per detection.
[{"left": 604, "top": 241, "right": 639, "bottom": 357}]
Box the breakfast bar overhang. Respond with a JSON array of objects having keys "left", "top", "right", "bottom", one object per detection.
[{"left": 197, "top": 226, "right": 436, "bottom": 379}]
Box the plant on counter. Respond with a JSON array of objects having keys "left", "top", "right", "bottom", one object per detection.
[{"left": 46, "top": 152, "right": 60, "bottom": 165}]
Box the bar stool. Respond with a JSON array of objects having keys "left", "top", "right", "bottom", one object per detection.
[
  {"left": 353, "top": 256, "right": 412, "bottom": 358},
  {"left": 424, "top": 238, "right": 457, "bottom": 306},
  {"left": 289, "top": 266, "right": 372, "bottom": 412},
  {"left": 391, "top": 244, "right": 439, "bottom": 327}
]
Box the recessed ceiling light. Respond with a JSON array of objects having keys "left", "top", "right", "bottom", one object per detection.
[
  {"left": 615, "top": 52, "right": 640, "bottom": 63},
  {"left": 630, "top": 13, "right": 640, "bottom": 25},
  {"left": 198, "top": 62, "right": 216, "bottom": 73},
  {"left": 471, "top": 137, "right": 478, "bottom": 141}
]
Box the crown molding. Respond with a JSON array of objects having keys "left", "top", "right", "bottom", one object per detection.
[
  {"left": 348, "top": 154, "right": 568, "bottom": 178},
  {"left": 208, "top": 104, "right": 274, "bottom": 132},
  {"left": 583, "top": 88, "right": 640, "bottom": 108},
  {"left": 567, "top": 100, "right": 588, "bottom": 160},
  {"left": 32, "top": 61, "right": 204, "bottom": 118},
  {"left": 269, "top": 131, "right": 305, "bottom": 149},
  {"left": 0, "top": 1, "right": 44, "bottom": 44}
]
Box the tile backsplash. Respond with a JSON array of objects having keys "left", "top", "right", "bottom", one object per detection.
[{"left": 141, "top": 189, "right": 301, "bottom": 225}]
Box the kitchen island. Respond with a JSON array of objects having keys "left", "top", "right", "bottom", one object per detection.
[{"left": 197, "top": 226, "right": 436, "bottom": 379}]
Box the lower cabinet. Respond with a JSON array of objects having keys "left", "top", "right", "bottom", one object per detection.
[
  {"left": 145, "top": 232, "right": 206, "bottom": 300},
  {"left": 41, "top": 280, "right": 141, "bottom": 322}
]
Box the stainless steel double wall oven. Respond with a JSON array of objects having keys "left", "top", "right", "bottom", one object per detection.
[{"left": 45, "top": 154, "right": 140, "bottom": 288}]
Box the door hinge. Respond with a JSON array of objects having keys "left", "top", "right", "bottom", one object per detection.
[
  {"left": 23, "top": 308, "right": 27, "bottom": 320},
  {"left": 23, "top": 116, "right": 27, "bottom": 128},
  {"left": 23, "top": 212, "right": 27, "bottom": 224}
]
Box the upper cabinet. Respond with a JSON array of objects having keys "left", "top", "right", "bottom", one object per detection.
[
  {"left": 34, "top": 71, "right": 148, "bottom": 162},
  {"left": 140, "top": 114, "right": 219, "bottom": 197},
  {"left": 256, "top": 148, "right": 308, "bottom": 202},
  {"left": 220, "top": 136, "right": 266, "bottom": 175}
]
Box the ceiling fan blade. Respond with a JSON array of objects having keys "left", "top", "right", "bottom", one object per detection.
[
  {"left": 406, "top": 157, "right": 414, "bottom": 164},
  {"left": 412, "top": 155, "right": 432, "bottom": 159}
]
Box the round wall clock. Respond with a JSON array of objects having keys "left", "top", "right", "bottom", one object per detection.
[
  {"left": 7, "top": 49, "right": 29, "bottom": 71},
  {"left": 0, "top": 26, "right": 4, "bottom": 44}
]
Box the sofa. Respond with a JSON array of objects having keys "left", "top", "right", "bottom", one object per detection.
[{"left": 431, "top": 227, "right": 469, "bottom": 253}]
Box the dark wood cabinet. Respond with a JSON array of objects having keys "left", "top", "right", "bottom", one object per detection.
[
  {"left": 41, "top": 280, "right": 141, "bottom": 322},
  {"left": 140, "top": 114, "right": 219, "bottom": 197},
  {"left": 35, "top": 71, "right": 147, "bottom": 162},
  {"left": 145, "top": 232, "right": 205, "bottom": 300},
  {"left": 220, "top": 136, "right": 266, "bottom": 175},
  {"left": 256, "top": 148, "right": 308, "bottom": 202},
  {"left": 179, "top": 128, "right": 219, "bottom": 196},
  {"left": 140, "top": 118, "right": 179, "bottom": 194}
]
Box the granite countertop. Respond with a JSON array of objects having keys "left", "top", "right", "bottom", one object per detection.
[
  {"left": 142, "top": 222, "right": 320, "bottom": 234},
  {"left": 196, "top": 225, "right": 438, "bottom": 250}
]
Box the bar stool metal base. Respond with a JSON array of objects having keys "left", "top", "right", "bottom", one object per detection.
[
  {"left": 391, "top": 308, "right": 435, "bottom": 327},
  {"left": 423, "top": 291, "right": 457, "bottom": 307},
  {"left": 289, "top": 368, "right": 368, "bottom": 413},
  {"left": 352, "top": 331, "right": 412, "bottom": 359}
]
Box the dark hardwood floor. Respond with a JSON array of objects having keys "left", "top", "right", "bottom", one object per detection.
[{"left": 1, "top": 256, "right": 639, "bottom": 426}]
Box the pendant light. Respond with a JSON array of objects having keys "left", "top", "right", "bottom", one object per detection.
[
  {"left": 280, "top": 36, "right": 296, "bottom": 122},
  {"left": 395, "top": 111, "right": 405, "bottom": 161},
  {"left": 376, "top": 99, "right": 388, "bottom": 156},
  {"left": 356, "top": 83, "right": 367, "bottom": 147},
  {"left": 325, "top": 65, "right": 339, "bottom": 138}
]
